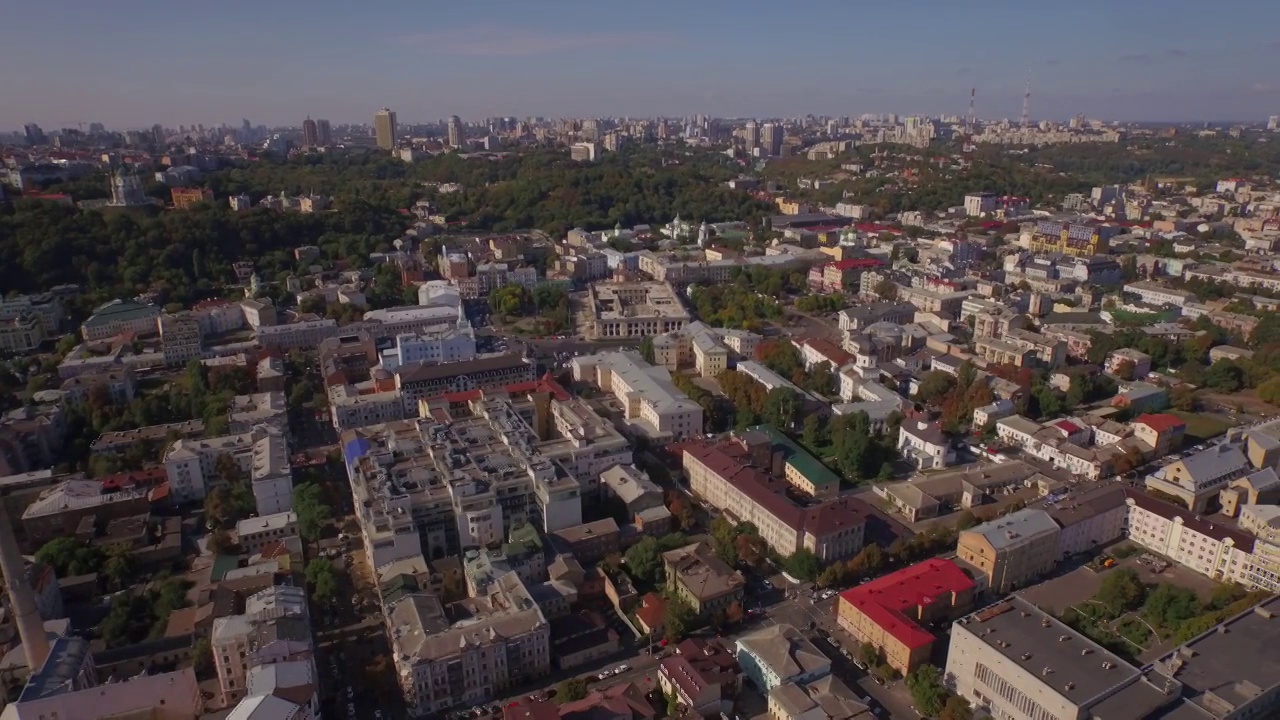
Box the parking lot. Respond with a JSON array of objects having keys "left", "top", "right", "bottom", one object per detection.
[{"left": 1020, "top": 545, "right": 1228, "bottom": 615}]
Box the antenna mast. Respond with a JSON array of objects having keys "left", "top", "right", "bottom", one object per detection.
[{"left": 1021, "top": 74, "right": 1032, "bottom": 129}]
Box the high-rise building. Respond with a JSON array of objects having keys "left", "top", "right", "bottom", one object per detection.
[
  {"left": 302, "top": 117, "right": 318, "bottom": 148},
  {"left": 23, "top": 123, "right": 45, "bottom": 146},
  {"left": 447, "top": 115, "right": 463, "bottom": 148},
  {"left": 150, "top": 123, "right": 165, "bottom": 146},
  {"left": 316, "top": 118, "right": 332, "bottom": 145},
  {"left": 761, "top": 122, "right": 782, "bottom": 156},
  {"left": 744, "top": 120, "right": 759, "bottom": 149},
  {"left": 1269, "top": 115, "right": 1279, "bottom": 131},
  {"left": 374, "top": 107, "right": 398, "bottom": 150}
]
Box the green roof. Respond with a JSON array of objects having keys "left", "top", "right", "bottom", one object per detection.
[
  {"left": 503, "top": 522, "right": 544, "bottom": 557},
  {"left": 210, "top": 554, "right": 240, "bottom": 582},
  {"left": 750, "top": 424, "right": 842, "bottom": 488},
  {"left": 83, "top": 299, "right": 158, "bottom": 328}
]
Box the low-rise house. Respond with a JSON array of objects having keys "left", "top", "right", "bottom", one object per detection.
[
  {"left": 897, "top": 420, "right": 956, "bottom": 471},
  {"left": 736, "top": 624, "right": 829, "bottom": 693},
  {"left": 658, "top": 638, "right": 741, "bottom": 717},
  {"left": 661, "top": 542, "right": 744, "bottom": 619}
]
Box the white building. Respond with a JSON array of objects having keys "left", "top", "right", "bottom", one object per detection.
[
  {"left": 388, "top": 324, "right": 476, "bottom": 369},
  {"left": 897, "top": 420, "right": 956, "bottom": 470},
  {"left": 571, "top": 351, "right": 703, "bottom": 440},
  {"left": 162, "top": 427, "right": 292, "bottom": 511}
]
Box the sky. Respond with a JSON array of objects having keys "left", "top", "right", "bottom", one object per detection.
[{"left": 4, "top": 0, "right": 1280, "bottom": 130}]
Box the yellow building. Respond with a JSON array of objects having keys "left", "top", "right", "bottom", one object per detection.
[
  {"left": 956, "top": 509, "right": 1061, "bottom": 593},
  {"left": 1029, "top": 220, "right": 1112, "bottom": 257}
]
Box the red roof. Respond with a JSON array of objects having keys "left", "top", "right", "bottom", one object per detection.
[
  {"left": 503, "top": 699, "right": 559, "bottom": 720},
  {"left": 1134, "top": 413, "right": 1186, "bottom": 433},
  {"left": 838, "top": 559, "right": 974, "bottom": 650},
  {"left": 99, "top": 466, "right": 168, "bottom": 492},
  {"left": 833, "top": 258, "right": 883, "bottom": 271},
  {"left": 434, "top": 373, "right": 570, "bottom": 405},
  {"left": 1053, "top": 420, "right": 1083, "bottom": 435},
  {"left": 855, "top": 223, "right": 901, "bottom": 234},
  {"left": 800, "top": 337, "right": 854, "bottom": 367},
  {"left": 635, "top": 592, "right": 666, "bottom": 631}
]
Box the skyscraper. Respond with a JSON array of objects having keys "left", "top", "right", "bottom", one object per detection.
[
  {"left": 447, "top": 115, "right": 464, "bottom": 148},
  {"left": 151, "top": 123, "right": 165, "bottom": 146},
  {"left": 374, "top": 107, "right": 398, "bottom": 150},
  {"left": 316, "top": 119, "right": 332, "bottom": 146},
  {"left": 744, "top": 120, "right": 759, "bottom": 150},
  {"left": 761, "top": 122, "right": 782, "bottom": 156},
  {"left": 302, "top": 117, "right": 318, "bottom": 149},
  {"left": 23, "top": 123, "right": 45, "bottom": 146}
]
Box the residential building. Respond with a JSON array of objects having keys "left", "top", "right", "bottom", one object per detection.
[
  {"left": 228, "top": 392, "right": 289, "bottom": 435},
  {"left": 1029, "top": 219, "right": 1118, "bottom": 256},
  {"left": 658, "top": 638, "right": 741, "bottom": 717},
  {"left": 58, "top": 368, "right": 136, "bottom": 406},
  {"left": 897, "top": 420, "right": 956, "bottom": 471},
  {"left": 236, "top": 512, "right": 300, "bottom": 556},
  {"left": 170, "top": 186, "right": 214, "bottom": 209},
  {"left": 947, "top": 597, "right": 1166, "bottom": 720},
  {"left": 0, "top": 315, "right": 46, "bottom": 354},
  {"left": 21, "top": 480, "right": 151, "bottom": 548},
  {"left": 571, "top": 351, "right": 702, "bottom": 440},
  {"left": 256, "top": 319, "right": 341, "bottom": 350},
  {"left": 389, "top": 325, "right": 477, "bottom": 369},
  {"left": 551, "top": 518, "right": 620, "bottom": 565},
  {"left": 1130, "top": 413, "right": 1186, "bottom": 457},
  {"left": 374, "top": 107, "right": 397, "bottom": 149},
  {"left": 0, "top": 293, "right": 66, "bottom": 335},
  {"left": 678, "top": 432, "right": 867, "bottom": 562},
  {"left": 1123, "top": 281, "right": 1195, "bottom": 307},
  {"left": 395, "top": 354, "right": 536, "bottom": 416},
  {"left": 769, "top": 675, "right": 871, "bottom": 720},
  {"left": 211, "top": 585, "right": 313, "bottom": 707},
  {"left": 386, "top": 576, "right": 550, "bottom": 716},
  {"left": 80, "top": 299, "right": 160, "bottom": 341},
  {"left": 735, "top": 624, "right": 830, "bottom": 693},
  {"left": 662, "top": 542, "right": 745, "bottom": 618},
  {"left": 586, "top": 281, "right": 690, "bottom": 339},
  {"left": 1046, "top": 487, "right": 1128, "bottom": 557},
  {"left": 649, "top": 322, "right": 759, "bottom": 379},
  {"left": 1105, "top": 348, "right": 1152, "bottom": 379},
  {"left": 835, "top": 559, "right": 975, "bottom": 676},
  {"left": 1125, "top": 490, "right": 1259, "bottom": 588},
  {"left": 162, "top": 427, "right": 292, "bottom": 510},
  {"left": 956, "top": 508, "right": 1061, "bottom": 592}
]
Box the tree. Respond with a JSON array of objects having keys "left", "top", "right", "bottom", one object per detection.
[
  {"left": 35, "top": 537, "right": 103, "bottom": 577},
  {"left": 556, "top": 678, "right": 589, "bottom": 704},
  {"left": 785, "top": 548, "right": 822, "bottom": 581},
  {"left": 939, "top": 695, "right": 974, "bottom": 720},
  {"left": 915, "top": 371, "right": 956, "bottom": 406},
  {"left": 1259, "top": 376, "right": 1280, "bottom": 406},
  {"left": 293, "top": 482, "right": 332, "bottom": 541},
  {"left": 763, "top": 387, "right": 801, "bottom": 430},
  {"left": 953, "top": 510, "right": 979, "bottom": 531},
  {"left": 802, "top": 413, "right": 826, "bottom": 450},
  {"left": 306, "top": 558, "right": 340, "bottom": 607},
  {"left": 103, "top": 545, "right": 135, "bottom": 591},
  {"left": 709, "top": 517, "right": 738, "bottom": 565},
  {"left": 859, "top": 642, "right": 880, "bottom": 668},
  {"left": 1114, "top": 358, "right": 1136, "bottom": 381},
  {"left": 624, "top": 536, "right": 663, "bottom": 583},
  {"left": 1142, "top": 584, "right": 1200, "bottom": 630},
  {"left": 906, "top": 664, "right": 949, "bottom": 717},
  {"left": 725, "top": 600, "right": 745, "bottom": 625},
  {"left": 1204, "top": 360, "right": 1245, "bottom": 392},
  {"left": 735, "top": 533, "right": 768, "bottom": 569},
  {"left": 666, "top": 492, "right": 695, "bottom": 531},
  {"left": 874, "top": 278, "right": 898, "bottom": 301},
  {"left": 192, "top": 637, "right": 213, "bottom": 677},
  {"left": 1097, "top": 568, "right": 1146, "bottom": 616},
  {"left": 663, "top": 595, "right": 696, "bottom": 644},
  {"left": 639, "top": 336, "right": 656, "bottom": 364},
  {"left": 846, "top": 544, "right": 885, "bottom": 578},
  {"left": 208, "top": 529, "right": 239, "bottom": 555}
]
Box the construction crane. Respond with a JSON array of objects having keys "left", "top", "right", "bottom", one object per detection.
[{"left": 961, "top": 87, "right": 976, "bottom": 171}]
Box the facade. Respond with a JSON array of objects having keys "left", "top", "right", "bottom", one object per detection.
[
  {"left": 586, "top": 281, "right": 691, "bottom": 339},
  {"left": 81, "top": 299, "right": 160, "bottom": 341},
  {"left": 0, "top": 315, "right": 46, "bottom": 354},
  {"left": 211, "top": 586, "right": 313, "bottom": 707},
  {"left": 1125, "top": 490, "right": 1259, "bottom": 588},
  {"left": 678, "top": 432, "right": 867, "bottom": 562},
  {"left": 897, "top": 420, "right": 956, "bottom": 471},
  {"left": 1144, "top": 442, "right": 1252, "bottom": 513},
  {"left": 162, "top": 427, "right": 291, "bottom": 509},
  {"left": 947, "top": 597, "right": 1153, "bottom": 720},
  {"left": 835, "top": 559, "right": 975, "bottom": 676},
  {"left": 1029, "top": 219, "right": 1118, "bottom": 257},
  {"left": 735, "top": 624, "right": 830, "bottom": 693},
  {"left": 158, "top": 312, "right": 204, "bottom": 365},
  {"left": 374, "top": 107, "right": 397, "bottom": 149},
  {"left": 571, "top": 351, "right": 702, "bottom": 440},
  {"left": 392, "top": 325, "right": 477, "bottom": 368},
  {"left": 387, "top": 576, "right": 550, "bottom": 717},
  {"left": 657, "top": 638, "right": 741, "bottom": 717},
  {"left": 236, "top": 511, "right": 300, "bottom": 556},
  {"left": 649, "top": 322, "right": 758, "bottom": 379},
  {"left": 956, "top": 508, "right": 1061, "bottom": 593},
  {"left": 661, "top": 541, "right": 744, "bottom": 619},
  {"left": 395, "top": 354, "right": 537, "bottom": 417},
  {"left": 170, "top": 186, "right": 214, "bottom": 209}
]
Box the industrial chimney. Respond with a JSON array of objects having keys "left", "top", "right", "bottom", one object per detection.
[{"left": 0, "top": 509, "right": 50, "bottom": 672}]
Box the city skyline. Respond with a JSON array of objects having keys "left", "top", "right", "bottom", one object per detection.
[{"left": 3, "top": 0, "right": 1280, "bottom": 129}]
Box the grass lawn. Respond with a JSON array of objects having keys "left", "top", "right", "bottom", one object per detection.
[{"left": 1168, "top": 411, "right": 1237, "bottom": 444}]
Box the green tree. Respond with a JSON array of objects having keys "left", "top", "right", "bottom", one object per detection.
[
  {"left": 847, "top": 543, "right": 885, "bottom": 578},
  {"left": 306, "top": 558, "right": 340, "bottom": 607},
  {"left": 1097, "top": 568, "right": 1146, "bottom": 616},
  {"left": 1204, "top": 360, "right": 1245, "bottom": 392},
  {"left": 709, "top": 517, "right": 738, "bottom": 566},
  {"left": 556, "top": 677, "right": 589, "bottom": 704},
  {"left": 639, "top": 336, "right": 656, "bottom": 364},
  {"left": 663, "top": 595, "right": 696, "bottom": 644},
  {"left": 624, "top": 536, "right": 663, "bottom": 583},
  {"left": 763, "top": 387, "right": 801, "bottom": 430},
  {"left": 874, "top": 279, "right": 898, "bottom": 301},
  {"left": 293, "top": 482, "right": 332, "bottom": 541},
  {"left": 35, "top": 537, "right": 103, "bottom": 577},
  {"left": 915, "top": 371, "right": 956, "bottom": 406},
  {"left": 906, "top": 664, "right": 949, "bottom": 717},
  {"left": 1142, "top": 584, "right": 1200, "bottom": 630},
  {"left": 802, "top": 412, "right": 826, "bottom": 450},
  {"left": 785, "top": 548, "right": 822, "bottom": 581},
  {"left": 940, "top": 695, "right": 974, "bottom": 720},
  {"left": 860, "top": 641, "right": 880, "bottom": 667}
]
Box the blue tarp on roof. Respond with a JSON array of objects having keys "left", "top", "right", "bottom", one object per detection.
[{"left": 343, "top": 437, "right": 371, "bottom": 469}]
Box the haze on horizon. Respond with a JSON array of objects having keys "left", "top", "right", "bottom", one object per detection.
[{"left": 4, "top": 0, "right": 1279, "bottom": 130}]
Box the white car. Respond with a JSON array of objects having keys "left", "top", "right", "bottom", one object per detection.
[{"left": 614, "top": 664, "right": 630, "bottom": 674}]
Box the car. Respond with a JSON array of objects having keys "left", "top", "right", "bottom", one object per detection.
[
  {"left": 614, "top": 664, "right": 630, "bottom": 674},
  {"left": 873, "top": 676, "right": 886, "bottom": 686},
  {"left": 761, "top": 579, "right": 773, "bottom": 589}
]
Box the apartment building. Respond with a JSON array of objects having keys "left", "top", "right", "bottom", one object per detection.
[
  {"left": 343, "top": 391, "right": 588, "bottom": 568},
  {"left": 329, "top": 382, "right": 406, "bottom": 431},
  {"left": 59, "top": 368, "right": 137, "bottom": 406},
  {"left": 256, "top": 319, "right": 342, "bottom": 350},
  {"left": 956, "top": 508, "right": 1062, "bottom": 593},
  {"left": 947, "top": 597, "right": 1168, "bottom": 720},
  {"left": 390, "top": 324, "right": 477, "bottom": 369},
  {"left": 212, "top": 585, "right": 313, "bottom": 707},
  {"left": 0, "top": 315, "right": 46, "bottom": 354},
  {"left": 572, "top": 351, "right": 702, "bottom": 440},
  {"left": 162, "top": 426, "right": 292, "bottom": 510},
  {"left": 662, "top": 541, "right": 745, "bottom": 618},
  {"left": 228, "top": 391, "right": 288, "bottom": 435},
  {"left": 387, "top": 576, "right": 550, "bottom": 716},
  {"left": 678, "top": 432, "right": 866, "bottom": 562},
  {"left": 835, "top": 558, "right": 975, "bottom": 676},
  {"left": 657, "top": 638, "right": 741, "bottom": 718},
  {"left": 1125, "top": 490, "right": 1259, "bottom": 588},
  {"left": 1122, "top": 281, "right": 1196, "bottom": 306},
  {"left": 650, "top": 321, "right": 759, "bottom": 379},
  {"left": 587, "top": 281, "right": 693, "bottom": 338},
  {"left": 1144, "top": 441, "right": 1252, "bottom": 513},
  {"left": 806, "top": 258, "right": 883, "bottom": 294},
  {"left": 0, "top": 292, "right": 66, "bottom": 334},
  {"left": 236, "top": 511, "right": 300, "bottom": 556},
  {"left": 21, "top": 480, "right": 151, "bottom": 548}
]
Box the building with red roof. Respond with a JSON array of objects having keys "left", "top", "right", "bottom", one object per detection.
[
  {"left": 1131, "top": 413, "right": 1187, "bottom": 457},
  {"left": 806, "top": 257, "right": 884, "bottom": 293},
  {"left": 835, "top": 558, "right": 975, "bottom": 675}
]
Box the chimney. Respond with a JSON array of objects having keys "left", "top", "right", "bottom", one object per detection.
[{"left": 0, "top": 511, "right": 50, "bottom": 672}]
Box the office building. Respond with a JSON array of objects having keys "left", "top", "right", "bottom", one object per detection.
[
  {"left": 571, "top": 351, "right": 703, "bottom": 440},
  {"left": 80, "top": 299, "right": 160, "bottom": 341},
  {"left": 301, "top": 117, "right": 318, "bottom": 148},
  {"left": 956, "top": 508, "right": 1061, "bottom": 593},
  {"left": 374, "top": 107, "right": 398, "bottom": 150},
  {"left": 835, "top": 559, "right": 975, "bottom": 676},
  {"left": 947, "top": 597, "right": 1174, "bottom": 720},
  {"left": 447, "top": 115, "right": 464, "bottom": 147}
]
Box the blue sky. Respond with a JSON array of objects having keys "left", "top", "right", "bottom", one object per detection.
[{"left": 4, "top": 0, "right": 1279, "bottom": 130}]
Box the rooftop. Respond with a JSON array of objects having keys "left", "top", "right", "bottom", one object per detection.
[
  {"left": 839, "top": 559, "right": 975, "bottom": 650},
  {"left": 954, "top": 596, "right": 1139, "bottom": 706},
  {"left": 737, "top": 624, "right": 829, "bottom": 680},
  {"left": 961, "top": 508, "right": 1061, "bottom": 552}
]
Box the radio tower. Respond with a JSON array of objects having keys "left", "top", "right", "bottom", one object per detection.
[
  {"left": 962, "top": 87, "right": 976, "bottom": 171},
  {"left": 1020, "top": 74, "right": 1032, "bottom": 129}
]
